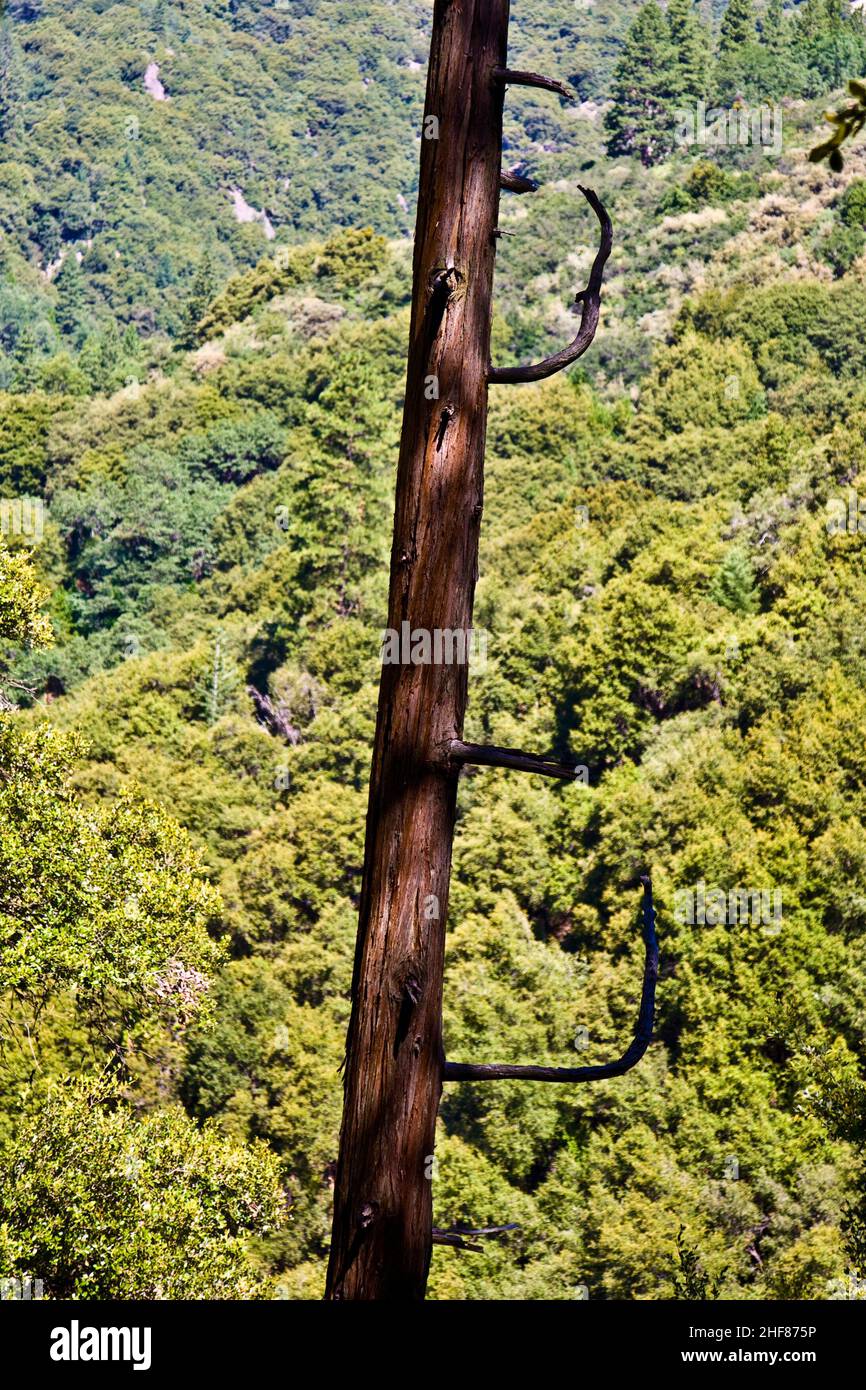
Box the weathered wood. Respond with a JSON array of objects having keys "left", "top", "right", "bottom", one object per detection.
[
  {"left": 432, "top": 1222, "right": 519, "bottom": 1252},
  {"left": 500, "top": 169, "right": 538, "bottom": 193},
  {"left": 493, "top": 66, "right": 574, "bottom": 101},
  {"left": 450, "top": 738, "right": 583, "bottom": 781},
  {"left": 324, "top": 0, "right": 511, "bottom": 1301},
  {"left": 326, "top": 0, "right": 621, "bottom": 1303}
]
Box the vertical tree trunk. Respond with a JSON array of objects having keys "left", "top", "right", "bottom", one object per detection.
[{"left": 325, "top": 0, "right": 510, "bottom": 1301}]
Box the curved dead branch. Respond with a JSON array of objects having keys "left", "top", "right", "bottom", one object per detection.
[
  {"left": 488, "top": 184, "right": 612, "bottom": 385},
  {"left": 443, "top": 877, "right": 658, "bottom": 1083}
]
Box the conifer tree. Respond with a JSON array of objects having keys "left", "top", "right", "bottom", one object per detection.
[
  {"left": 719, "top": 0, "right": 757, "bottom": 57},
  {"left": 667, "top": 0, "right": 710, "bottom": 103},
  {"left": 714, "top": 0, "right": 784, "bottom": 101},
  {"left": 0, "top": 20, "right": 22, "bottom": 143},
  {"left": 54, "top": 254, "right": 87, "bottom": 343},
  {"left": 711, "top": 548, "right": 759, "bottom": 614},
  {"left": 753, "top": 0, "right": 811, "bottom": 97},
  {"left": 604, "top": 1, "right": 681, "bottom": 166},
  {"left": 794, "top": 0, "right": 834, "bottom": 43},
  {"left": 178, "top": 253, "right": 216, "bottom": 349},
  {"left": 794, "top": 0, "right": 866, "bottom": 93}
]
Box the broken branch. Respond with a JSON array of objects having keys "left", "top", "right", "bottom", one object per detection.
[
  {"left": 500, "top": 170, "right": 539, "bottom": 194},
  {"left": 493, "top": 67, "right": 574, "bottom": 102},
  {"left": 432, "top": 1231, "right": 484, "bottom": 1252},
  {"left": 432, "top": 1223, "right": 519, "bottom": 1253},
  {"left": 489, "top": 185, "right": 612, "bottom": 385},
  {"left": 450, "top": 739, "right": 583, "bottom": 782}
]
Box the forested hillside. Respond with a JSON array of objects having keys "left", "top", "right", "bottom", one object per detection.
[
  {"left": 0, "top": 0, "right": 642, "bottom": 373},
  {"left": 4, "top": 0, "right": 866, "bottom": 1300}
]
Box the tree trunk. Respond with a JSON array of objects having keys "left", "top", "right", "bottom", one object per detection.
[{"left": 325, "top": 0, "right": 510, "bottom": 1301}]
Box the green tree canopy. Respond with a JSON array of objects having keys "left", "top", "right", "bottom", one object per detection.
[{"left": 0, "top": 1084, "right": 285, "bottom": 1299}]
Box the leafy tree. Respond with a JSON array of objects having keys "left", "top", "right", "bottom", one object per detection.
[
  {"left": 672, "top": 1225, "right": 720, "bottom": 1299},
  {"left": 840, "top": 178, "right": 866, "bottom": 228},
  {"left": 761, "top": 0, "right": 786, "bottom": 56},
  {"left": 1, "top": 539, "right": 220, "bottom": 1038},
  {"left": 53, "top": 256, "right": 88, "bottom": 345},
  {"left": 0, "top": 1083, "right": 285, "bottom": 1299},
  {"left": 0, "top": 714, "right": 222, "bottom": 1028},
  {"left": 0, "top": 533, "right": 286, "bottom": 1301},
  {"left": 50, "top": 449, "right": 233, "bottom": 631},
  {"left": 315, "top": 226, "right": 387, "bottom": 287},
  {"left": 179, "top": 411, "right": 286, "bottom": 484},
  {"left": 0, "top": 391, "right": 69, "bottom": 492},
  {"left": 0, "top": 542, "right": 52, "bottom": 652},
  {"left": 714, "top": 0, "right": 771, "bottom": 100},
  {"left": 821, "top": 222, "right": 865, "bottom": 278},
  {"left": 684, "top": 159, "right": 747, "bottom": 204},
  {"left": 795, "top": 0, "right": 866, "bottom": 95},
  {"left": 748, "top": 0, "right": 812, "bottom": 98}
]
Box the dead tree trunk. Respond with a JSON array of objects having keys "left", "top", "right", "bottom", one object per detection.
[
  {"left": 324, "top": 0, "right": 509, "bottom": 1302},
  {"left": 325, "top": 0, "right": 651, "bottom": 1302}
]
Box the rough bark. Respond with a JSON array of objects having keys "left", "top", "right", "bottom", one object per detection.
[{"left": 324, "top": 0, "right": 510, "bottom": 1301}]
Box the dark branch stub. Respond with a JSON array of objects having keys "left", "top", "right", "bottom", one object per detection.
[
  {"left": 450, "top": 739, "right": 583, "bottom": 782},
  {"left": 432, "top": 1223, "right": 519, "bottom": 1253},
  {"left": 492, "top": 67, "right": 574, "bottom": 102},
  {"left": 489, "top": 185, "right": 612, "bottom": 384},
  {"left": 443, "top": 877, "right": 658, "bottom": 1083},
  {"left": 431, "top": 1231, "right": 484, "bottom": 1253}
]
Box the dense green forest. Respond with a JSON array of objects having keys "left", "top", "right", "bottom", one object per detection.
[{"left": 4, "top": 0, "right": 866, "bottom": 1300}]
